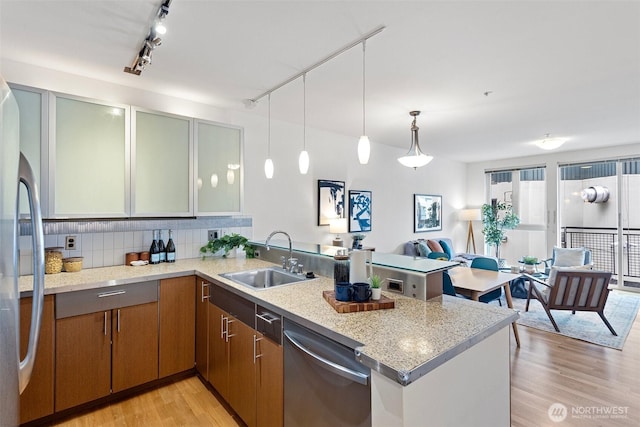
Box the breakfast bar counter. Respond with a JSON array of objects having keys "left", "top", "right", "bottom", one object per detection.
[{"left": 19, "top": 256, "right": 516, "bottom": 426}]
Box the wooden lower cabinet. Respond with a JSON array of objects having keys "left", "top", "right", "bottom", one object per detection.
[
  {"left": 208, "top": 301, "right": 282, "bottom": 427},
  {"left": 112, "top": 302, "right": 159, "bottom": 392},
  {"left": 19, "top": 295, "right": 55, "bottom": 424},
  {"left": 159, "top": 276, "right": 196, "bottom": 378},
  {"left": 55, "top": 302, "right": 159, "bottom": 410},
  {"left": 256, "top": 333, "right": 283, "bottom": 427},
  {"left": 208, "top": 304, "right": 229, "bottom": 401},
  {"left": 55, "top": 310, "right": 112, "bottom": 411},
  {"left": 195, "top": 279, "right": 210, "bottom": 380},
  {"left": 228, "top": 319, "right": 257, "bottom": 427}
]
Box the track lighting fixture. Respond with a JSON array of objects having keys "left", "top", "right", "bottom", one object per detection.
[
  {"left": 124, "top": 0, "right": 172, "bottom": 76},
  {"left": 246, "top": 25, "right": 385, "bottom": 171}
]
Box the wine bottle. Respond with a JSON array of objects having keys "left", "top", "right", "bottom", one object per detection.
[
  {"left": 166, "top": 229, "right": 176, "bottom": 263},
  {"left": 158, "top": 230, "right": 166, "bottom": 262},
  {"left": 150, "top": 230, "right": 160, "bottom": 265}
]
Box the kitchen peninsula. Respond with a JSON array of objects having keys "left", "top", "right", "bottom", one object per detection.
[{"left": 19, "top": 251, "right": 516, "bottom": 426}]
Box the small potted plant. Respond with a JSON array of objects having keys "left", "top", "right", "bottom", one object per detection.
[
  {"left": 200, "top": 233, "right": 254, "bottom": 259},
  {"left": 370, "top": 274, "right": 382, "bottom": 300},
  {"left": 522, "top": 256, "right": 539, "bottom": 274}
]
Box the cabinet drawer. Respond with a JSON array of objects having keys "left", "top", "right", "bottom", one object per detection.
[{"left": 56, "top": 281, "right": 158, "bottom": 319}]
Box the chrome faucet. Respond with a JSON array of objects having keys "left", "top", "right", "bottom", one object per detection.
[{"left": 266, "top": 230, "right": 295, "bottom": 271}]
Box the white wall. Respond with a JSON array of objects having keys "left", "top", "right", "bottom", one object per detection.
[{"left": 2, "top": 59, "right": 469, "bottom": 255}]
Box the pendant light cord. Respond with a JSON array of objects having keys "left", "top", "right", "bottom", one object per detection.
[
  {"left": 362, "top": 40, "right": 366, "bottom": 136},
  {"left": 268, "top": 93, "right": 271, "bottom": 156},
  {"left": 303, "top": 73, "right": 307, "bottom": 150}
]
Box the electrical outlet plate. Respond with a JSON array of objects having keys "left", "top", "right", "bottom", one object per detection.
[
  {"left": 65, "top": 235, "right": 76, "bottom": 250},
  {"left": 208, "top": 229, "right": 221, "bottom": 241}
]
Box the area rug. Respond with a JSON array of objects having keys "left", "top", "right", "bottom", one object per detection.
[{"left": 510, "top": 291, "right": 640, "bottom": 350}]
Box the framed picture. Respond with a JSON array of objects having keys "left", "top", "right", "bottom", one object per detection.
[
  {"left": 414, "top": 194, "right": 442, "bottom": 232},
  {"left": 318, "top": 179, "right": 345, "bottom": 226},
  {"left": 349, "top": 190, "right": 372, "bottom": 232}
]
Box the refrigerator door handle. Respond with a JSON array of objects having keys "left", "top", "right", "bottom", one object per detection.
[{"left": 17, "top": 153, "right": 45, "bottom": 394}]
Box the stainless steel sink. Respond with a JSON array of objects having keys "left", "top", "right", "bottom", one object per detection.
[{"left": 220, "top": 267, "right": 309, "bottom": 290}]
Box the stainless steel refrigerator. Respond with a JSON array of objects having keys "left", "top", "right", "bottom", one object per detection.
[{"left": 1, "top": 75, "right": 45, "bottom": 426}]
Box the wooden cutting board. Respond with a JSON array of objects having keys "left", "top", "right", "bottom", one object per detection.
[{"left": 322, "top": 290, "right": 395, "bottom": 313}]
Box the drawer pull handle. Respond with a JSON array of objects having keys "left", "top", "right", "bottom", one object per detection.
[
  {"left": 98, "top": 290, "right": 126, "bottom": 298},
  {"left": 256, "top": 313, "right": 279, "bottom": 324}
]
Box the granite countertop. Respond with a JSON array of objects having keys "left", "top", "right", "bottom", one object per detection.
[{"left": 19, "top": 257, "right": 517, "bottom": 386}]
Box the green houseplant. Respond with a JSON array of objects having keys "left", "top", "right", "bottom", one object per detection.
[
  {"left": 522, "top": 256, "right": 539, "bottom": 273},
  {"left": 200, "top": 233, "right": 255, "bottom": 258},
  {"left": 481, "top": 199, "right": 520, "bottom": 262},
  {"left": 370, "top": 274, "right": 382, "bottom": 300}
]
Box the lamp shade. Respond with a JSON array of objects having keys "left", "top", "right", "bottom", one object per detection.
[
  {"left": 329, "top": 218, "right": 348, "bottom": 234},
  {"left": 458, "top": 208, "right": 481, "bottom": 221}
]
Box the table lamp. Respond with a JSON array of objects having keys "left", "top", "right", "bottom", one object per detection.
[
  {"left": 329, "top": 218, "right": 348, "bottom": 247},
  {"left": 458, "top": 208, "right": 481, "bottom": 253}
]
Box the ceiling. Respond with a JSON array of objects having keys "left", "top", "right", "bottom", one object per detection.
[{"left": 1, "top": 0, "right": 639, "bottom": 163}]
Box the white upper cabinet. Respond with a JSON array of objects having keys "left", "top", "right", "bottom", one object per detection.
[
  {"left": 50, "top": 94, "right": 129, "bottom": 217},
  {"left": 195, "top": 120, "right": 243, "bottom": 215},
  {"left": 132, "top": 109, "right": 192, "bottom": 216}
]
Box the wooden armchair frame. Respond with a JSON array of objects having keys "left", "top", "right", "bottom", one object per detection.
[{"left": 525, "top": 270, "right": 617, "bottom": 336}]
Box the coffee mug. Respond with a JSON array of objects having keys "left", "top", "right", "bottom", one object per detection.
[
  {"left": 335, "top": 282, "right": 352, "bottom": 302},
  {"left": 352, "top": 282, "right": 372, "bottom": 303}
]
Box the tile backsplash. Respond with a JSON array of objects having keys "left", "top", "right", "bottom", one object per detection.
[{"left": 18, "top": 217, "right": 252, "bottom": 275}]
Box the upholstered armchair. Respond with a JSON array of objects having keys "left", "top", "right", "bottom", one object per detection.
[{"left": 525, "top": 267, "right": 616, "bottom": 335}]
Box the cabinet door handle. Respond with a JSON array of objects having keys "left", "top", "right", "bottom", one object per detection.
[
  {"left": 253, "top": 335, "right": 263, "bottom": 364},
  {"left": 201, "top": 281, "right": 210, "bottom": 302},
  {"left": 226, "top": 318, "right": 236, "bottom": 342},
  {"left": 117, "top": 309, "right": 121, "bottom": 332},
  {"left": 220, "top": 315, "right": 226, "bottom": 340},
  {"left": 104, "top": 312, "right": 108, "bottom": 336},
  {"left": 98, "top": 290, "right": 126, "bottom": 298}
]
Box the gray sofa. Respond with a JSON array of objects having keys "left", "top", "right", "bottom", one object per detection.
[{"left": 403, "top": 238, "right": 479, "bottom": 265}]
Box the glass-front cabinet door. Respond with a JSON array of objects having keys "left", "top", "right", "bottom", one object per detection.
[
  {"left": 50, "top": 94, "right": 129, "bottom": 217},
  {"left": 132, "top": 109, "right": 192, "bottom": 216},
  {"left": 10, "top": 84, "right": 47, "bottom": 217},
  {"left": 195, "top": 120, "right": 242, "bottom": 215}
]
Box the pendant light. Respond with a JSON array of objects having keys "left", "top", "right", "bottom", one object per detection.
[
  {"left": 298, "top": 73, "right": 310, "bottom": 175},
  {"left": 357, "top": 40, "right": 371, "bottom": 164},
  {"left": 264, "top": 94, "right": 274, "bottom": 179},
  {"left": 397, "top": 111, "right": 433, "bottom": 169}
]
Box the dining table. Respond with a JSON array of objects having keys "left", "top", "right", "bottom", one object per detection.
[{"left": 448, "top": 267, "right": 522, "bottom": 347}]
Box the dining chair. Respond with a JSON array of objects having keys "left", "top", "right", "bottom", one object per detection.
[
  {"left": 470, "top": 256, "right": 503, "bottom": 306},
  {"left": 442, "top": 271, "right": 458, "bottom": 297}
]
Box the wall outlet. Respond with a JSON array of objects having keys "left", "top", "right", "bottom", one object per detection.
[
  {"left": 65, "top": 235, "right": 77, "bottom": 250},
  {"left": 208, "top": 229, "right": 221, "bottom": 241}
]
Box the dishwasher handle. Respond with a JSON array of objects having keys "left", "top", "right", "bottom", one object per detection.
[{"left": 284, "top": 330, "right": 369, "bottom": 386}]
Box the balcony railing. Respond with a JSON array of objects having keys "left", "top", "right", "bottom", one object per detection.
[{"left": 562, "top": 226, "right": 640, "bottom": 279}]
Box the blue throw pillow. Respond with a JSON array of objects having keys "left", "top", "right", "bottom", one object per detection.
[
  {"left": 417, "top": 241, "right": 431, "bottom": 257},
  {"left": 439, "top": 239, "right": 455, "bottom": 260}
]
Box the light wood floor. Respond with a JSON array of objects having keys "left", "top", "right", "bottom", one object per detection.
[{"left": 54, "top": 301, "right": 640, "bottom": 427}]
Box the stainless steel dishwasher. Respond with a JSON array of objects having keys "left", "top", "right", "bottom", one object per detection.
[{"left": 284, "top": 319, "right": 371, "bottom": 427}]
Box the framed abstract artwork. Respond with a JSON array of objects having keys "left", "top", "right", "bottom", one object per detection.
[
  {"left": 414, "top": 194, "right": 442, "bottom": 232},
  {"left": 348, "top": 190, "right": 372, "bottom": 232},
  {"left": 318, "top": 179, "right": 345, "bottom": 226}
]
